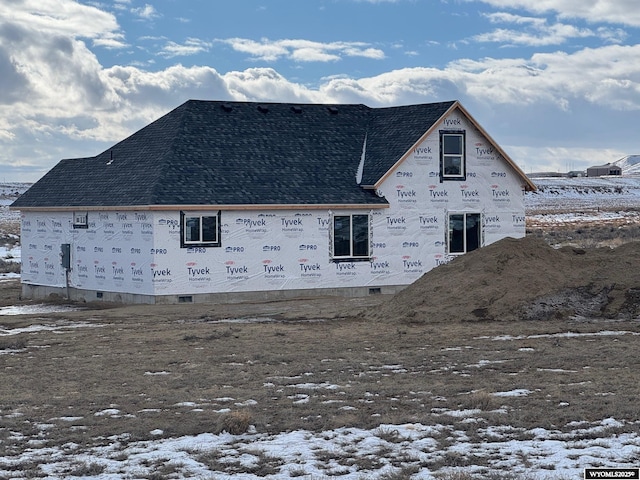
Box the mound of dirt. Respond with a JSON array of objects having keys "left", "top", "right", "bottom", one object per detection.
[{"left": 367, "top": 236, "right": 640, "bottom": 323}]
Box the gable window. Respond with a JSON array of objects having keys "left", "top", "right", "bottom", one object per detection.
[
  {"left": 332, "top": 214, "right": 370, "bottom": 261},
  {"left": 180, "top": 211, "right": 221, "bottom": 248},
  {"left": 440, "top": 131, "right": 466, "bottom": 180},
  {"left": 448, "top": 213, "right": 481, "bottom": 254},
  {"left": 73, "top": 212, "right": 88, "bottom": 229}
]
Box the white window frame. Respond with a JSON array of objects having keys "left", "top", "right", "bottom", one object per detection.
[
  {"left": 440, "top": 130, "right": 466, "bottom": 180},
  {"left": 331, "top": 213, "right": 371, "bottom": 261},
  {"left": 180, "top": 211, "right": 221, "bottom": 248}
]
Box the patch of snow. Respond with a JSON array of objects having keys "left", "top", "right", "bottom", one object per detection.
[
  {"left": 467, "top": 359, "right": 508, "bottom": 368},
  {"left": 0, "top": 273, "right": 20, "bottom": 280},
  {"left": 493, "top": 389, "right": 532, "bottom": 397},
  {"left": 2, "top": 180, "right": 640, "bottom": 478},
  {"left": 0, "top": 320, "right": 102, "bottom": 335},
  {"left": 479, "top": 330, "right": 639, "bottom": 341},
  {"left": 94, "top": 408, "right": 121, "bottom": 417},
  {"left": 0, "top": 348, "right": 25, "bottom": 355},
  {"left": 433, "top": 408, "right": 482, "bottom": 417},
  {"left": 0, "top": 304, "right": 86, "bottom": 316},
  {"left": 287, "top": 382, "right": 340, "bottom": 390},
  {"left": 54, "top": 417, "right": 84, "bottom": 422},
  {"left": 0, "top": 245, "right": 20, "bottom": 262},
  {"left": 289, "top": 394, "right": 309, "bottom": 404},
  {"left": 614, "top": 155, "right": 640, "bottom": 175}
]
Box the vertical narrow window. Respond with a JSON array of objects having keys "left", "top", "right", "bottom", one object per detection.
[
  {"left": 180, "top": 211, "right": 221, "bottom": 248},
  {"left": 332, "top": 214, "right": 370, "bottom": 260},
  {"left": 448, "top": 213, "right": 481, "bottom": 254},
  {"left": 440, "top": 131, "right": 466, "bottom": 180}
]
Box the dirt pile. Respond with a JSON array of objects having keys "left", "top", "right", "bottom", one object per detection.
[{"left": 367, "top": 236, "right": 640, "bottom": 323}]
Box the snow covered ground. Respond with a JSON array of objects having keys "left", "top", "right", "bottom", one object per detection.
[
  {"left": 2, "top": 412, "right": 639, "bottom": 479},
  {"left": 527, "top": 176, "right": 640, "bottom": 210},
  {"left": 0, "top": 182, "right": 28, "bottom": 224},
  {"left": 525, "top": 176, "right": 640, "bottom": 226}
]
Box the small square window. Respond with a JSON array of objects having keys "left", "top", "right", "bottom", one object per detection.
[
  {"left": 73, "top": 212, "right": 88, "bottom": 229},
  {"left": 180, "top": 211, "right": 221, "bottom": 248}
]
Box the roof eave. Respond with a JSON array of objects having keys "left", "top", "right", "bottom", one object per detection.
[{"left": 11, "top": 202, "right": 390, "bottom": 212}]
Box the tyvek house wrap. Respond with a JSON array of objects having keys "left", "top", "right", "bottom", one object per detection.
[{"left": 19, "top": 111, "right": 526, "bottom": 297}]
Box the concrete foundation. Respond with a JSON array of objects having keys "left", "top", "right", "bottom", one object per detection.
[{"left": 20, "top": 283, "right": 405, "bottom": 305}]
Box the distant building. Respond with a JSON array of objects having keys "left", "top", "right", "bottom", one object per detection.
[{"left": 586, "top": 163, "right": 622, "bottom": 177}]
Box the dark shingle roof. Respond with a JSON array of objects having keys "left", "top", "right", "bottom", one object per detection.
[
  {"left": 12, "top": 100, "right": 456, "bottom": 209},
  {"left": 362, "top": 102, "right": 456, "bottom": 186}
]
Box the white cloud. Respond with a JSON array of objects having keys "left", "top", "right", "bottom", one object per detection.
[
  {"left": 0, "top": 0, "right": 120, "bottom": 42},
  {"left": 159, "top": 38, "right": 212, "bottom": 58},
  {"left": 475, "top": 12, "right": 626, "bottom": 46},
  {"left": 92, "top": 33, "right": 129, "bottom": 49},
  {"left": 473, "top": 0, "right": 640, "bottom": 27},
  {"left": 222, "top": 68, "right": 323, "bottom": 103},
  {"left": 222, "top": 38, "right": 289, "bottom": 62},
  {"left": 132, "top": 3, "right": 160, "bottom": 20},
  {"left": 220, "top": 38, "right": 385, "bottom": 63},
  {"left": 113, "top": 0, "right": 131, "bottom": 11},
  {"left": 290, "top": 48, "right": 341, "bottom": 62}
]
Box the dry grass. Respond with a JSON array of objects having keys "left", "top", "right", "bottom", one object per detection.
[
  {"left": 527, "top": 220, "right": 640, "bottom": 248},
  {"left": 218, "top": 409, "right": 253, "bottom": 434},
  {"left": 1, "top": 294, "right": 639, "bottom": 457}
]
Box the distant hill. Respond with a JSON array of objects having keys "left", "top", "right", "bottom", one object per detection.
[{"left": 613, "top": 155, "right": 640, "bottom": 175}]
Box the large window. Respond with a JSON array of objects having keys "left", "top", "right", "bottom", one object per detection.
[
  {"left": 180, "top": 211, "right": 221, "bottom": 248},
  {"left": 448, "top": 213, "right": 481, "bottom": 254},
  {"left": 440, "top": 131, "right": 466, "bottom": 180},
  {"left": 332, "top": 214, "right": 370, "bottom": 260}
]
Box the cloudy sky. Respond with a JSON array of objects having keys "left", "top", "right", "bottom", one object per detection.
[{"left": 1, "top": 0, "right": 639, "bottom": 182}]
